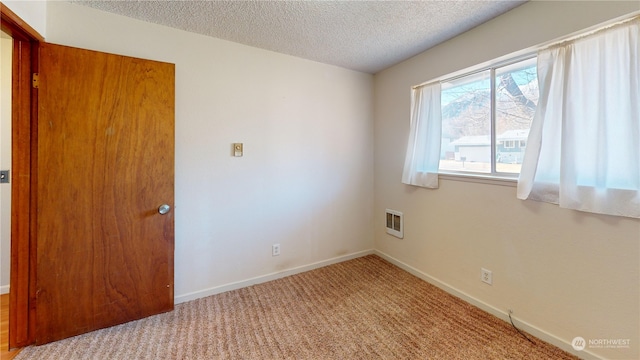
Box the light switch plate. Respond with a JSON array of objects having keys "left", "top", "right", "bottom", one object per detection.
[{"left": 233, "top": 143, "right": 243, "bottom": 157}]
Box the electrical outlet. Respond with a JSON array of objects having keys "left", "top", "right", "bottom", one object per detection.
[
  {"left": 272, "top": 244, "right": 280, "bottom": 256},
  {"left": 481, "top": 268, "right": 492, "bottom": 285}
]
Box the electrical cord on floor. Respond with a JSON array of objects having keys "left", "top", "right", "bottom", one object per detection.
[{"left": 508, "top": 310, "right": 535, "bottom": 344}]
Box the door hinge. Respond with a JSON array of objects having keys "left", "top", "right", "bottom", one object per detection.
[{"left": 32, "top": 73, "right": 39, "bottom": 88}]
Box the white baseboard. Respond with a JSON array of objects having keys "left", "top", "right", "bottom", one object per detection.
[
  {"left": 373, "top": 250, "right": 602, "bottom": 360},
  {"left": 0, "top": 285, "right": 9, "bottom": 295},
  {"left": 174, "top": 249, "right": 375, "bottom": 305}
]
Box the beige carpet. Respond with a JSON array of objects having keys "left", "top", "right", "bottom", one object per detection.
[{"left": 16, "top": 255, "right": 578, "bottom": 359}]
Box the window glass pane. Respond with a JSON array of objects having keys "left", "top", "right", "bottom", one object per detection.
[
  {"left": 440, "top": 70, "right": 491, "bottom": 173},
  {"left": 495, "top": 58, "right": 537, "bottom": 173}
]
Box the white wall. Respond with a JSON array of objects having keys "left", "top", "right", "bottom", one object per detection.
[
  {"left": 45, "top": 2, "right": 374, "bottom": 302},
  {"left": 374, "top": 2, "right": 639, "bottom": 360},
  {"left": 0, "top": 32, "right": 12, "bottom": 294}
]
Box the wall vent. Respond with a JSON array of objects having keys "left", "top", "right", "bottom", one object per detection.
[{"left": 385, "top": 209, "right": 403, "bottom": 239}]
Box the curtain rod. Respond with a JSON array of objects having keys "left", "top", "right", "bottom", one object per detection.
[
  {"left": 411, "top": 52, "right": 536, "bottom": 90},
  {"left": 542, "top": 14, "right": 639, "bottom": 52},
  {"left": 412, "top": 13, "right": 640, "bottom": 91}
]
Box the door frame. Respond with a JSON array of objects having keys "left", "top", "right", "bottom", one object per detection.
[{"left": 0, "top": 3, "right": 42, "bottom": 349}]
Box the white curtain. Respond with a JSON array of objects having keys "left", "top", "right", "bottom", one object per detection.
[
  {"left": 518, "top": 17, "right": 640, "bottom": 218},
  {"left": 402, "top": 83, "right": 441, "bottom": 188}
]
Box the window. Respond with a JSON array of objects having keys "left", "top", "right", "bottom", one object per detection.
[
  {"left": 403, "top": 15, "right": 638, "bottom": 218},
  {"left": 439, "top": 57, "right": 538, "bottom": 176},
  {"left": 402, "top": 56, "right": 537, "bottom": 189}
]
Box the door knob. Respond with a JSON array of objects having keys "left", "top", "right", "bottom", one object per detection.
[{"left": 158, "top": 204, "right": 171, "bottom": 215}]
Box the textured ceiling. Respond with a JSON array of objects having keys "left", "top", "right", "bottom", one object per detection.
[{"left": 71, "top": 0, "right": 526, "bottom": 74}]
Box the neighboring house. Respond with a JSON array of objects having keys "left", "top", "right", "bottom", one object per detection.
[
  {"left": 448, "top": 135, "right": 490, "bottom": 162},
  {"left": 447, "top": 129, "right": 529, "bottom": 163},
  {"left": 496, "top": 129, "right": 529, "bottom": 163}
]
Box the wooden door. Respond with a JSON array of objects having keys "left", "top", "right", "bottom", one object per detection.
[{"left": 35, "top": 43, "right": 175, "bottom": 344}]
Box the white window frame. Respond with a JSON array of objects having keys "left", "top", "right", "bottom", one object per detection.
[{"left": 435, "top": 55, "right": 537, "bottom": 180}]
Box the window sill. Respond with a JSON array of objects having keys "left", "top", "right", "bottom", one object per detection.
[{"left": 438, "top": 172, "right": 517, "bottom": 187}]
